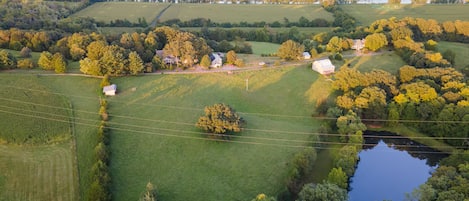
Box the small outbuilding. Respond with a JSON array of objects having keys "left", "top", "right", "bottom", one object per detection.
[
  {"left": 103, "top": 84, "right": 117, "bottom": 96},
  {"left": 312, "top": 59, "right": 335, "bottom": 75},
  {"left": 303, "top": 52, "right": 311, "bottom": 60}
]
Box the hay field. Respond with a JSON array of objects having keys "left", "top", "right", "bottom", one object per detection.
[
  {"left": 160, "top": 4, "right": 333, "bottom": 23},
  {"left": 341, "top": 4, "right": 469, "bottom": 26},
  {"left": 0, "top": 143, "right": 78, "bottom": 201},
  {"left": 71, "top": 2, "right": 169, "bottom": 23}
]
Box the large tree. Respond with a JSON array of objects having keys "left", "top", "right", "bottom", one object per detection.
[
  {"left": 365, "top": 33, "right": 388, "bottom": 52},
  {"left": 277, "top": 40, "right": 305, "bottom": 61},
  {"left": 196, "top": 103, "right": 244, "bottom": 137}
]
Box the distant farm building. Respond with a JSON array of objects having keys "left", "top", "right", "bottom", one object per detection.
[
  {"left": 103, "top": 84, "right": 117, "bottom": 96},
  {"left": 155, "top": 50, "right": 179, "bottom": 65},
  {"left": 352, "top": 39, "right": 366, "bottom": 51},
  {"left": 303, "top": 52, "right": 311, "bottom": 59},
  {"left": 312, "top": 59, "right": 335, "bottom": 75},
  {"left": 209, "top": 53, "right": 223, "bottom": 68}
]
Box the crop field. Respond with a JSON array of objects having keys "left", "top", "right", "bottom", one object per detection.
[
  {"left": 0, "top": 74, "right": 72, "bottom": 144},
  {"left": 105, "top": 65, "right": 332, "bottom": 201},
  {"left": 341, "top": 4, "right": 469, "bottom": 26},
  {"left": 71, "top": 2, "right": 168, "bottom": 23},
  {"left": 0, "top": 143, "right": 78, "bottom": 201},
  {"left": 160, "top": 4, "right": 333, "bottom": 23}
]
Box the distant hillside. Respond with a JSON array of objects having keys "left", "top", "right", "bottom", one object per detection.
[{"left": 341, "top": 4, "right": 469, "bottom": 26}]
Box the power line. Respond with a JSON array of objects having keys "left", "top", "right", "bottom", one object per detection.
[
  {"left": 0, "top": 107, "right": 464, "bottom": 152},
  {"left": 4, "top": 84, "right": 469, "bottom": 124},
  {"left": 2, "top": 96, "right": 469, "bottom": 142}
]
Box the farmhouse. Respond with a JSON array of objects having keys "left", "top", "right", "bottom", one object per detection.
[
  {"left": 156, "top": 50, "right": 179, "bottom": 65},
  {"left": 103, "top": 84, "right": 117, "bottom": 96},
  {"left": 209, "top": 53, "right": 223, "bottom": 68},
  {"left": 312, "top": 59, "right": 335, "bottom": 75},
  {"left": 352, "top": 39, "right": 366, "bottom": 51}
]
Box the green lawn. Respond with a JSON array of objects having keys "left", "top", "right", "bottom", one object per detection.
[
  {"left": 341, "top": 4, "right": 469, "bottom": 26},
  {"left": 161, "top": 4, "right": 332, "bottom": 23},
  {"left": 106, "top": 65, "right": 332, "bottom": 201},
  {"left": 71, "top": 2, "right": 168, "bottom": 23},
  {"left": 437, "top": 41, "right": 469, "bottom": 70},
  {"left": 249, "top": 41, "right": 280, "bottom": 55}
]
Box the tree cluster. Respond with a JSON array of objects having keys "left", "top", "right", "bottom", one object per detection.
[
  {"left": 38, "top": 51, "right": 67, "bottom": 73},
  {"left": 277, "top": 40, "right": 305, "bottom": 61},
  {"left": 0, "top": 0, "right": 90, "bottom": 31},
  {"left": 330, "top": 65, "right": 469, "bottom": 147},
  {"left": 0, "top": 50, "right": 16, "bottom": 69}
]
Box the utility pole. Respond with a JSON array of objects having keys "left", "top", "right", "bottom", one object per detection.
[{"left": 245, "top": 78, "right": 249, "bottom": 91}]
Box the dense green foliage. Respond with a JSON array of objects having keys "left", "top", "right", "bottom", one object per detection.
[
  {"left": 196, "top": 103, "right": 244, "bottom": 136},
  {"left": 297, "top": 183, "right": 348, "bottom": 201}
]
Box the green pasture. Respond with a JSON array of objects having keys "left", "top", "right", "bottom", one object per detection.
[
  {"left": 71, "top": 2, "right": 168, "bottom": 23},
  {"left": 341, "top": 4, "right": 469, "bottom": 26},
  {"left": 335, "top": 50, "right": 406, "bottom": 74},
  {"left": 157, "top": 4, "right": 333, "bottom": 23},
  {"left": 0, "top": 143, "right": 78, "bottom": 201},
  {"left": 1, "top": 48, "right": 80, "bottom": 73},
  {"left": 437, "top": 41, "right": 469, "bottom": 70},
  {"left": 37, "top": 76, "right": 102, "bottom": 201},
  {"left": 248, "top": 41, "right": 280, "bottom": 55},
  {"left": 106, "top": 65, "right": 333, "bottom": 201}
]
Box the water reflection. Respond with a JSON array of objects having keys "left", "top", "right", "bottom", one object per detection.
[
  {"left": 348, "top": 131, "right": 447, "bottom": 201},
  {"left": 363, "top": 131, "right": 448, "bottom": 166}
]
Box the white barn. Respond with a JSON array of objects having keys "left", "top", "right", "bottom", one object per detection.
[
  {"left": 103, "top": 84, "right": 117, "bottom": 96},
  {"left": 209, "top": 53, "right": 222, "bottom": 68},
  {"left": 312, "top": 59, "right": 335, "bottom": 75}
]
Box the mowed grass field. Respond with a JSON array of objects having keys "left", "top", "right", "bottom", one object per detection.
[
  {"left": 341, "top": 4, "right": 469, "bottom": 26},
  {"left": 106, "top": 65, "right": 333, "bottom": 201},
  {"left": 0, "top": 74, "right": 80, "bottom": 200},
  {"left": 71, "top": 2, "right": 168, "bottom": 23},
  {"left": 37, "top": 76, "right": 102, "bottom": 201},
  {"left": 0, "top": 143, "right": 78, "bottom": 201},
  {"left": 160, "top": 4, "right": 333, "bottom": 23}
]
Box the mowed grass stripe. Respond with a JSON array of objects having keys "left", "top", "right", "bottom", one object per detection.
[
  {"left": 341, "top": 4, "right": 469, "bottom": 26},
  {"left": 0, "top": 143, "right": 77, "bottom": 201}
]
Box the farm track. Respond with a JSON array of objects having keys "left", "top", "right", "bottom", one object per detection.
[{"left": 150, "top": 3, "right": 172, "bottom": 27}]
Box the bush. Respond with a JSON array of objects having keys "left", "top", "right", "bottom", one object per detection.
[
  {"left": 17, "top": 59, "right": 35, "bottom": 69},
  {"left": 196, "top": 103, "right": 244, "bottom": 137},
  {"left": 334, "top": 53, "right": 343, "bottom": 61}
]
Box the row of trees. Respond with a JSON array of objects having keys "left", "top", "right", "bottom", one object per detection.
[
  {"left": 89, "top": 96, "right": 112, "bottom": 201},
  {"left": 161, "top": 17, "right": 331, "bottom": 28}
]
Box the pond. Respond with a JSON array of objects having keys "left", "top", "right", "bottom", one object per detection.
[{"left": 348, "top": 131, "right": 447, "bottom": 201}]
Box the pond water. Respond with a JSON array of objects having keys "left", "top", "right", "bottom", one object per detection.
[{"left": 348, "top": 131, "right": 446, "bottom": 201}]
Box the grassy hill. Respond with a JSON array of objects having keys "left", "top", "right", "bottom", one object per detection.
[
  {"left": 105, "top": 65, "right": 331, "bottom": 201},
  {"left": 341, "top": 4, "right": 469, "bottom": 26},
  {"left": 72, "top": 2, "right": 332, "bottom": 24},
  {"left": 160, "top": 4, "right": 333, "bottom": 23}
]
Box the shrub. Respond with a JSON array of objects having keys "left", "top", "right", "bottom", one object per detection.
[{"left": 17, "top": 59, "right": 35, "bottom": 69}]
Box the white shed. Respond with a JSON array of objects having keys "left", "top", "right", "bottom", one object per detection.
[
  {"left": 209, "top": 53, "right": 222, "bottom": 68},
  {"left": 303, "top": 52, "right": 311, "bottom": 59},
  {"left": 312, "top": 59, "right": 335, "bottom": 75},
  {"left": 103, "top": 84, "right": 117, "bottom": 96}
]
